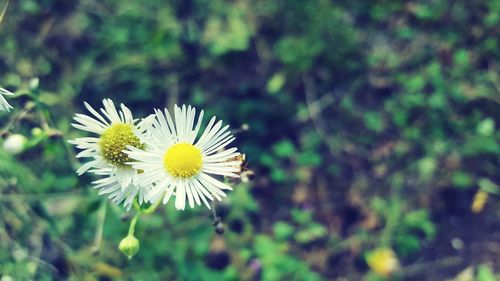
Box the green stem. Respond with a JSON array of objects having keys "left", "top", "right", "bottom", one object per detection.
[
  {"left": 92, "top": 199, "right": 107, "bottom": 252},
  {"left": 141, "top": 199, "right": 162, "bottom": 215},
  {"left": 133, "top": 200, "right": 141, "bottom": 212},
  {"left": 0, "top": 0, "right": 10, "bottom": 25},
  {"left": 128, "top": 212, "right": 140, "bottom": 237},
  {"left": 211, "top": 200, "right": 218, "bottom": 220}
]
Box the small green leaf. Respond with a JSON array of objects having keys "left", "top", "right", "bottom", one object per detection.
[
  {"left": 454, "top": 49, "right": 469, "bottom": 67},
  {"left": 272, "top": 140, "right": 296, "bottom": 158},
  {"left": 395, "top": 234, "right": 421, "bottom": 256},
  {"left": 364, "top": 112, "right": 384, "bottom": 132},
  {"left": 294, "top": 223, "right": 327, "bottom": 244},
  {"left": 418, "top": 157, "right": 437, "bottom": 180},
  {"left": 479, "top": 178, "right": 499, "bottom": 195},
  {"left": 273, "top": 221, "right": 295, "bottom": 241},
  {"left": 413, "top": 4, "right": 434, "bottom": 19},
  {"left": 259, "top": 153, "right": 275, "bottom": 167},
  {"left": 267, "top": 73, "right": 286, "bottom": 94},
  {"left": 297, "top": 151, "right": 322, "bottom": 167},
  {"left": 292, "top": 208, "right": 313, "bottom": 225},
  {"left": 477, "top": 264, "right": 496, "bottom": 281},
  {"left": 477, "top": 118, "right": 495, "bottom": 137},
  {"left": 452, "top": 171, "right": 474, "bottom": 189},
  {"left": 271, "top": 168, "right": 287, "bottom": 183},
  {"left": 404, "top": 75, "right": 426, "bottom": 93}
]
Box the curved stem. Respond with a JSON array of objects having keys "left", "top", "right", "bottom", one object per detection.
[
  {"left": 128, "top": 212, "right": 140, "bottom": 237},
  {"left": 141, "top": 199, "right": 161, "bottom": 215}
]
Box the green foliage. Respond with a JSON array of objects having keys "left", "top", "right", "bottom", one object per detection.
[
  {"left": 1, "top": 0, "right": 499, "bottom": 280},
  {"left": 203, "top": 5, "right": 254, "bottom": 55},
  {"left": 266, "top": 73, "right": 286, "bottom": 94},
  {"left": 478, "top": 178, "right": 499, "bottom": 195},
  {"left": 372, "top": 197, "right": 435, "bottom": 257},
  {"left": 254, "top": 235, "right": 322, "bottom": 281},
  {"left": 477, "top": 264, "right": 497, "bottom": 281},
  {"left": 272, "top": 140, "right": 296, "bottom": 158},
  {"left": 452, "top": 171, "right": 474, "bottom": 189}
]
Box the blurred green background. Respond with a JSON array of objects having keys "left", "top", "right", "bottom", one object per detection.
[{"left": 1, "top": 0, "right": 500, "bottom": 280}]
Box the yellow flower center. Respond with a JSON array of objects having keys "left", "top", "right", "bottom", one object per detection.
[
  {"left": 163, "top": 143, "right": 202, "bottom": 179},
  {"left": 98, "top": 123, "right": 141, "bottom": 168}
]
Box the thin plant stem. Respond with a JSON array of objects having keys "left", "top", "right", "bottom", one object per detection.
[
  {"left": 92, "top": 199, "right": 107, "bottom": 253},
  {"left": 211, "top": 200, "right": 218, "bottom": 221},
  {"left": 142, "top": 199, "right": 162, "bottom": 215},
  {"left": 128, "top": 212, "right": 140, "bottom": 237},
  {"left": 0, "top": 0, "right": 9, "bottom": 25}
]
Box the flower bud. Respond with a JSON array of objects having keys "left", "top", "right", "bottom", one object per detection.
[
  {"left": 3, "top": 134, "right": 27, "bottom": 155},
  {"left": 366, "top": 248, "right": 399, "bottom": 277},
  {"left": 118, "top": 235, "right": 140, "bottom": 260},
  {"left": 31, "top": 127, "right": 43, "bottom": 136}
]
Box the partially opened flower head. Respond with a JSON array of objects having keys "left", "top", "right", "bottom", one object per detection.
[
  {"left": 0, "top": 88, "right": 14, "bottom": 112},
  {"left": 69, "top": 99, "right": 151, "bottom": 210},
  {"left": 126, "top": 105, "right": 242, "bottom": 210}
]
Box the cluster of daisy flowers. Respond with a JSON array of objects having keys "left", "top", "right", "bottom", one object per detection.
[{"left": 70, "top": 99, "right": 242, "bottom": 211}]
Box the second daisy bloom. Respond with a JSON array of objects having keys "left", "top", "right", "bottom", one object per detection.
[
  {"left": 69, "top": 99, "right": 151, "bottom": 210},
  {"left": 126, "top": 105, "right": 241, "bottom": 210}
]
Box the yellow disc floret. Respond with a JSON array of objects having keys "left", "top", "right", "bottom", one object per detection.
[
  {"left": 164, "top": 143, "right": 202, "bottom": 179},
  {"left": 99, "top": 123, "right": 141, "bottom": 168}
]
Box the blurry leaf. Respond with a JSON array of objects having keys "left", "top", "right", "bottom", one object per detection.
[
  {"left": 452, "top": 171, "right": 474, "bottom": 189},
  {"left": 296, "top": 151, "right": 322, "bottom": 167},
  {"left": 230, "top": 183, "right": 259, "bottom": 212},
  {"left": 478, "top": 178, "right": 499, "bottom": 195},
  {"left": 294, "top": 223, "right": 327, "bottom": 244},
  {"left": 454, "top": 49, "right": 469, "bottom": 67},
  {"left": 271, "top": 168, "right": 287, "bottom": 183},
  {"left": 94, "top": 262, "right": 123, "bottom": 278},
  {"left": 259, "top": 154, "right": 275, "bottom": 167},
  {"left": 39, "top": 92, "right": 62, "bottom": 106},
  {"left": 25, "top": 131, "right": 48, "bottom": 149},
  {"left": 272, "top": 140, "right": 296, "bottom": 158},
  {"left": 404, "top": 75, "right": 426, "bottom": 93},
  {"left": 412, "top": 4, "right": 435, "bottom": 19},
  {"left": 476, "top": 264, "right": 496, "bottom": 281},
  {"left": 204, "top": 9, "right": 253, "bottom": 55},
  {"left": 462, "top": 136, "right": 500, "bottom": 155},
  {"left": 0, "top": 149, "right": 38, "bottom": 191},
  {"left": 273, "top": 221, "right": 295, "bottom": 241},
  {"left": 395, "top": 234, "right": 420, "bottom": 256},
  {"left": 403, "top": 209, "right": 436, "bottom": 238},
  {"left": 477, "top": 118, "right": 495, "bottom": 137},
  {"left": 397, "top": 26, "right": 416, "bottom": 39},
  {"left": 428, "top": 93, "right": 446, "bottom": 108},
  {"left": 267, "top": 73, "right": 286, "bottom": 94},
  {"left": 371, "top": 197, "right": 386, "bottom": 215},
  {"left": 418, "top": 157, "right": 437, "bottom": 180},
  {"left": 275, "top": 36, "right": 323, "bottom": 70},
  {"left": 392, "top": 109, "right": 408, "bottom": 127},
  {"left": 364, "top": 112, "right": 385, "bottom": 132},
  {"left": 291, "top": 208, "right": 313, "bottom": 225}
]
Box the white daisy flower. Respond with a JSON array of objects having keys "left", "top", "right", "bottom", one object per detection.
[
  {"left": 0, "top": 87, "right": 14, "bottom": 111},
  {"left": 69, "top": 98, "right": 152, "bottom": 210},
  {"left": 125, "top": 104, "right": 242, "bottom": 210}
]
